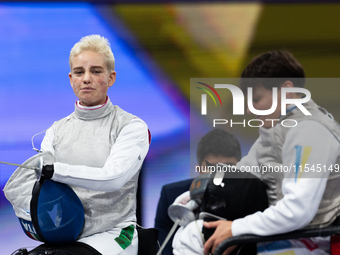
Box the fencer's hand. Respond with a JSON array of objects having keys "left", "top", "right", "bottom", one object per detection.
[
  {"left": 203, "top": 220, "right": 234, "bottom": 255},
  {"left": 41, "top": 165, "right": 54, "bottom": 179}
]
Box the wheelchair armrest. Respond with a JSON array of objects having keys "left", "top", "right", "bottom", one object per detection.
[{"left": 214, "top": 225, "right": 340, "bottom": 255}]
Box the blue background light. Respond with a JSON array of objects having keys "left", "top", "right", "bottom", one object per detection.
[{"left": 0, "top": 3, "right": 190, "bottom": 253}]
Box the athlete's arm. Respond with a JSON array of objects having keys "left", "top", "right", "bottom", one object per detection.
[
  {"left": 41, "top": 118, "right": 149, "bottom": 192},
  {"left": 232, "top": 120, "right": 340, "bottom": 236}
]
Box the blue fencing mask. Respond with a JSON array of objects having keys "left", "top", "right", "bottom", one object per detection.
[
  {"left": 23, "top": 178, "right": 85, "bottom": 244},
  {"left": 4, "top": 152, "right": 84, "bottom": 245}
]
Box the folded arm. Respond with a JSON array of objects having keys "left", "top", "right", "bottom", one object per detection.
[{"left": 41, "top": 118, "right": 149, "bottom": 192}]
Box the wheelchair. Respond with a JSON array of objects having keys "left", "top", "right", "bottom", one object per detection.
[
  {"left": 12, "top": 228, "right": 159, "bottom": 255},
  {"left": 214, "top": 219, "right": 340, "bottom": 255}
]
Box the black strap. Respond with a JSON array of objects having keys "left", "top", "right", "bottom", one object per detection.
[
  {"left": 30, "top": 179, "right": 46, "bottom": 243},
  {"left": 42, "top": 165, "right": 54, "bottom": 179},
  {"left": 28, "top": 242, "right": 102, "bottom": 255}
]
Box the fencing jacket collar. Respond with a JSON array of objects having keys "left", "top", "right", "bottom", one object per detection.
[{"left": 75, "top": 96, "right": 112, "bottom": 120}]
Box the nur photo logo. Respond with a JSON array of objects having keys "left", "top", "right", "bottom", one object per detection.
[{"left": 193, "top": 79, "right": 312, "bottom": 128}]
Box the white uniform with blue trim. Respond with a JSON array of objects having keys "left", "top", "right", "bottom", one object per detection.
[
  {"left": 234, "top": 120, "right": 340, "bottom": 233},
  {"left": 233, "top": 122, "right": 339, "bottom": 254},
  {"left": 173, "top": 100, "right": 340, "bottom": 255}
]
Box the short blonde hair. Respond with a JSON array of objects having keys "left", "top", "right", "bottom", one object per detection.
[{"left": 69, "top": 34, "right": 115, "bottom": 72}]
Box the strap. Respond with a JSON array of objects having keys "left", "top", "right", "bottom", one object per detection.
[{"left": 28, "top": 242, "right": 101, "bottom": 255}]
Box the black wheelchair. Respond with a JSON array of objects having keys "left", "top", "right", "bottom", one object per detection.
[
  {"left": 214, "top": 219, "right": 340, "bottom": 255},
  {"left": 12, "top": 228, "right": 159, "bottom": 255}
]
